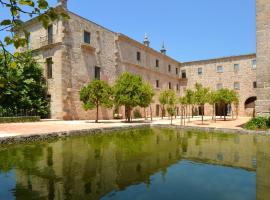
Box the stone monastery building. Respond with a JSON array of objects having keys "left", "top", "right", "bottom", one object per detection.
[{"left": 21, "top": 0, "right": 270, "bottom": 120}]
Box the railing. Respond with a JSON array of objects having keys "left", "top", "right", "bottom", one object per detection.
[{"left": 0, "top": 107, "right": 39, "bottom": 118}]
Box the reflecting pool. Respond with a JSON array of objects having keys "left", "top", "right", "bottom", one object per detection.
[{"left": 0, "top": 128, "right": 269, "bottom": 200}]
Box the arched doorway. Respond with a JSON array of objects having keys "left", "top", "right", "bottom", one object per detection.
[{"left": 245, "top": 96, "right": 257, "bottom": 117}]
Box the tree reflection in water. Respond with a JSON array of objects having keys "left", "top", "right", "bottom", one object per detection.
[{"left": 0, "top": 128, "right": 269, "bottom": 200}]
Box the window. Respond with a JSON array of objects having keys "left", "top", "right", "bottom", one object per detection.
[
  {"left": 234, "top": 64, "right": 240, "bottom": 72},
  {"left": 84, "top": 31, "right": 91, "bottom": 44},
  {"left": 48, "top": 25, "right": 53, "bottom": 44},
  {"left": 176, "top": 84, "right": 179, "bottom": 91},
  {"left": 253, "top": 81, "right": 257, "bottom": 88},
  {"left": 168, "top": 65, "right": 171, "bottom": 72},
  {"left": 46, "top": 58, "right": 53, "bottom": 79},
  {"left": 176, "top": 68, "right": 179, "bottom": 75},
  {"left": 198, "top": 67, "right": 203, "bottom": 75},
  {"left": 156, "top": 59, "right": 159, "bottom": 68},
  {"left": 216, "top": 83, "right": 223, "bottom": 90},
  {"left": 252, "top": 59, "right": 256, "bottom": 69},
  {"left": 95, "top": 66, "right": 101, "bottom": 80},
  {"left": 169, "top": 82, "right": 172, "bottom": 89},
  {"left": 181, "top": 70, "right": 187, "bottom": 78},
  {"left": 156, "top": 80, "right": 159, "bottom": 88},
  {"left": 234, "top": 82, "right": 240, "bottom": 90},
  {"left": 217, "top": 66, "right": 224, "bottom": 73},
  {"left": 137, "top": 52, "right": 141, "bottom": 62}
]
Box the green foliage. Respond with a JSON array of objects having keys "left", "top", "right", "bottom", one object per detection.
[
  {"left": 139, "top": 83, "right": 155, "bottom": 108},
  {"left": 215, "top": 88, "right": 235, "bottom": 105},
  {"left": 166, "top": 90, "right": 177, "bottom": 124},
  {"left": 80, "top": 80, "right": 113, "bottom": 122},
  {"left": 0, "top": 51, "right": 49, "bottom": 117},
  {"left": 185, "top": 89, "right": 195, "bottom": 105},
  {"left": 113, "top": 72, "right": 154, "bottom": 122},
  {"left": 244, "top": 117, "right": 270, "bottom": 130},
  {"left": 0, "top": 0, "right": 69, "bottom": 51},
  {"left": 159, "top": 90, "right": 170, "bottom": 118},
  {"left": 0, "top": 116, "right": 40, "bottom": 123},
  {"left": 194, "top": 83, "right": 209, "bottom": 106},
  {"left": 133, "top": 109, "right": 142, "bottom": 119}
]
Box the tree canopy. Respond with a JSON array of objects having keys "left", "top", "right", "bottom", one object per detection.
[
  {"left": 113, "top": 72, "right": 154, "bottom": 122},
  {"left": 0, "top": 0, "right": 69, "bottom": 53},
  {"left": 80, "top": 80, "right": 113, "bottom": 123},
  {"left": 0, "top": 51, "right": 49, "bottom": 117}
]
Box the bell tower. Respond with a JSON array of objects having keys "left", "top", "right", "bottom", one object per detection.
[{"left": 256, "top": 0, "right": 270, "bottom": 116}]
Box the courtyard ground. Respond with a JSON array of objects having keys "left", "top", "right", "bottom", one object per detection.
[{"left": 0, "top": 116, "right": 251, "bottom": 138}]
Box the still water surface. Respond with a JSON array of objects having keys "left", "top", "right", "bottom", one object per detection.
[{"left": 0, "top": 128, "right": 269, "bottom": 200}]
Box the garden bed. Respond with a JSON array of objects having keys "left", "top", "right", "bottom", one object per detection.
[{"left": 0, "top": 116, "right": 40, "bottom": 123}]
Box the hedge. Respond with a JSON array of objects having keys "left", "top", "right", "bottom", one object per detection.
[{"left": 0, "top": 116, "right": 40, "bottom": 123}]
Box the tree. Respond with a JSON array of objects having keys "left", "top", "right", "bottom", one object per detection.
[
  {"left": 215, "top": 88, "right": 235, "bottom": 121},
  {"left": 179, "top": 96, "right": 188, "bottom": 126},
  {"left": 139, "top": 83, "right": 155, "bottom": 120},
  {"left": 80, "top": 80, "right": 113, "bottom": 123},
  {"left": 194, "top": 83, "right": 209, "bottom": 124},
  {"left": 0, "top": 51, "right": 49, "bottom": 117},
  {"left": 185, "top": 89, "right": 195, "bottom": 121},
  {"left": 208, "top": 91, "right": 218, "bottom": 122},
  {"left": 159, "top": 90, "right": 170, "bottom": 119},
  {"left": 113, "top": 72, "right": 153, "bottom": 123},
  {"left": 166, "top": 90, "right": 177, "bottom": 125},
  {"left": 0, "top": 0, "right": 69, "bottom": 54},
  {"left": 231, "top": 90, "right": 240, "bottom": 120}
]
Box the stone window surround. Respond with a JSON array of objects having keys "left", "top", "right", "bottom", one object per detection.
[
  {"left": 217, "top": 66, "right": 224, "bottom": 73},
  {"left": 234, "top": 63, "right": 240, "bottom": 72},
  {"left": 234, "top": 82, "right": 240, "bottom": 90},
  {"left": 83, "top": 30, "right": 91, "bottom": 44},
  {"left": 216, "top": 83, "right": 223, "bottom": 90},
  {"left": 46, "top": 57, "right": 53, "bottom": 79},
  {"left": 198, "top": 67, "right": 203, "bottom": 75},
  {"left": 136, "top": 51, "right": 141, "bottom": 62}
]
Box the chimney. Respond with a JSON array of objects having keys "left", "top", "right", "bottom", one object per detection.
[
  {"left": 58, "top": 0, "right": 68, "bottom": 10},
  {"left": 143, "top": 33, "right": 150, "bottom": 47},
  {"left": 160, "top": 42, "right": 166, "bottom": 55}
]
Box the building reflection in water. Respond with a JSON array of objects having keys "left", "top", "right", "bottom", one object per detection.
[{"left": 0, "top": 128, "right": 269, "bottom": 199}]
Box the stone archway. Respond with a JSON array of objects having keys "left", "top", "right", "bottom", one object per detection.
[{"left": 245, "top": 96, "right": 257, "bottom": 117}]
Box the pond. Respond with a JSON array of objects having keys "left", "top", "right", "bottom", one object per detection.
[{"left": 0, "top": 128, "right": 269, "bottom": 200}]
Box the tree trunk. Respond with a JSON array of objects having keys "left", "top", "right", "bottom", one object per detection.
[
  {"left": 150, "top": 105, "right": 153, "bottom": 121},
  {"left": 171, "top": 115, "right": 173, "bottom": 125},
  {"left": 144, "top": 108, "right": 147, "bottom": 120},
  {"left": 96, "top": 103, "right": 99, "bottom": 123},
  {"left": 201, "top": 105, "right": 204, "bottom": 125},
  {"left": 126, "top": 107, "right": 132, "bottom": 123},
  {"left": 223, "top": 104, "right": 226, "bottom": 121}
]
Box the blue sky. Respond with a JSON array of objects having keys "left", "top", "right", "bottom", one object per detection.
[{"left": 1, "top": 0, "right": 256, "bottom": 62}]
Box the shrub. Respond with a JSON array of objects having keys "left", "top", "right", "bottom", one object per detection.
[
  {"left": 0, "top": 116, "right": 40, "bottom": 123},
  {"left": 133, "top": 109, "right": 142, "bottom": 119},
  {"left": 244, "top": 117, "right": 270, "bottom": 130}
]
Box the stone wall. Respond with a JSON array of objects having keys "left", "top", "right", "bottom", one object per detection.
[
  {"left": 256, "top": 0, "right": 270, "bottom": 116},
  {"left": 181, "top": 54, "right": 257, "bottom": 117}
]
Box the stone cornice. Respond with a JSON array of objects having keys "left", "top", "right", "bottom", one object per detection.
[
  {"left": 121, "top": 61, "right": 181, "bottom": 81},
  {"left": 118, "top": 34, "right": 180, "bottom": 65},
  {"left": 182, "top": 53, "right": 256, "bottom": 66}
]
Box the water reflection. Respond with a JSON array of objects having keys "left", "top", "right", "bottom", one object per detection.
[{"left": 0, "top": 128, "right": 269, "bottom": 200}]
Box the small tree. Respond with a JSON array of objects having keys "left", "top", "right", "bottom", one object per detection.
[
  {"left": 113, "top": 72, "right": 152, "bottom": 122},
  {"left": 166, "top": 90, "right": 177, "bottom": 125},
  {"left": 139, "top": 83, "right": 155, "bottom": 120},
  {"left": 194, "top": 83, "right": 209, "bottom": 124},
  {"left": 215, "top": 88, "right": 235, "bottom": 121},
  {"left": 80, "top": 80, "right": 113, "bottom": 123},
  {"left": 185, "top": 89, "right": 195, "bottom": 121},
  {"left": 209, "top": 91, "right": 218, "bottom": 122},
  {"left": 179, "top": 96, "right": 188, "bottom": 126},
  {"left": 159, "top": 90, "right": 170, "bottom": 119}
]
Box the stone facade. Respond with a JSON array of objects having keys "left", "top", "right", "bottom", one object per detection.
[
  {"left": 256, "top": 0, "right": 270, "bottom": 116},
  {"left": 20, "top": 1, "right": 260, "bottom": 120},
  {"left": 181, "top": 54, "right": 257, "bottom": 117}
]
